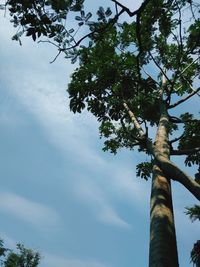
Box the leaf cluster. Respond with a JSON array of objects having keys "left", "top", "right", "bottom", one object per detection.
[
  {"left": 136, "top": 161, "right": 153, "bottom": 181},
  {"left": 178, "top": 113, "right": 200, "bottom": 166},
  {"left": 185, "top": 204, "right": 200, "bottom": 222},
  {"left": 190, "top": 240, "right": 200, "bottom": 267},
  {"left": 6, "top": 0, "right": 84, "bottom": 43},
  {"left": 0, "top": 240, "right": 40, "bottom": 267}
]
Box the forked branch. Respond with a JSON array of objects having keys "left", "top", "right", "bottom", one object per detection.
[{"left": 155, "top": 153, "right": 200, "bottom": 201}]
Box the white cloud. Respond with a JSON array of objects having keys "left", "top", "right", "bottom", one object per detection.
[
  {"left": 43, "top": 253, "right": 110, "bottom": 267},
  {"left": 108, "top": 166, "right": 150, "bottom": 204},
  {"left": 0, "top": 192, "right": 61, "bottom": 229},
  {"left": 73, "top": 178, "right": 130, "bottom": 229}
]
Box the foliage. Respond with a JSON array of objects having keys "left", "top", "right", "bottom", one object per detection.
[
  {"left": 185, "top": 204, "right": 200, "bottom": 222},
  {"left": 0, "top": 240, "right": 7, "bottom": 259},
  {"left": 136, "top": 161, "right": 153, "bottom": 181},
  {"left": 185, "top": 206, "right": 200, "bottom": 266},
  {"left": 191, "top": 240, "right": 200, "bottom": 267},
  {"left": 0, "top": 239, "right": 40, "bottom": 267}
]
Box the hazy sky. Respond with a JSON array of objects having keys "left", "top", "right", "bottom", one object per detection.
[{"left": 0, "top": 1, "right": 199, "bottom": 266}]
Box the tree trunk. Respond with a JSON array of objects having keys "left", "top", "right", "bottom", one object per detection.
[{"left": 149, "top": 163, "right": 179, "bottom": 267}]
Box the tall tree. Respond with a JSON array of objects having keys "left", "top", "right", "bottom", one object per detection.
[{"left": 1, "top": 0, "right": 200, "bottom": 266}]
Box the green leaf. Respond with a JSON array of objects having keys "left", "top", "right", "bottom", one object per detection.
[
  {"left": 85, "top": 12, "right": 92, "bottom": 22},
  {"left": 75, "top": 16, "right": 82, "bottom": 21}
]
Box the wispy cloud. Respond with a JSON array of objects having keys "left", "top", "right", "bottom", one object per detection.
[
  {"left": 73, "top": 178, "right": 130, "bottom": 229},
  {"left": 43, "top": 253, "right": 110, "bottom": 267},
  {"left": 0, "top": 192, "right": 61, "bottom": 229},
  {"left": 0, "top": 16, "right": 146, "bottom": 229},
  {"left": 107, "top": 166, "right": 150, "bottom": 205}
]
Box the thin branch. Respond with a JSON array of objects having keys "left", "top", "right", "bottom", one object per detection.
[
  {"left": 169, "top": 134, "right": 184, "bottom": 144},
  {"left": 38, "top": 39, "right": 60, "bottom": 48},
  {"left": 36, "top": 0, "right": 151, "bottom": 63},
  {"left": 123, "top": 102, "right": 146, "bottom": 139},
  {"left": 50, "top": 50, "right": 62, "bottom": 63},
  {"left": 149, "top": 51, "right": 172, "bottom": 85},
  {"left": 169, "top": 87, "right": 200, "bottom": 109},
  {"left": 63, "top": 8, "right": 125, "bottom": 52},
  {"left": 111, "top": 0, "right": 151, "bottom": 17},
  {"left": 115, "top": 2, "right": 118, "bottom": 15},
  {"left": 112, "top": 0, "right": 152, "bottom": 83},
  {"left": 38, "top": 6, "right": 125, "bottom": 60},
  {"left": 189, "top": 84, "right": 200, "bottom": 97},
  {"left": 111, "top": 0, "right": 132, "bottom": 15},
  {"left": 174, "top": 72, "right": 200, "bottom": 94},
  {"left": 175, "top": 0, "right": 183, "bottom": 52},
  {"left": 180, "top": 56, "right": 200, "bottom": 76},
  {"left": 169, "top": 116, "right": 198, "bottom": 123},
  {"left": 171, "top": 147, "right": 200, "bottom": 156},
  {"left": 38, "top": 40, "right": 64, "bottom": 63},
  {"left": 190, "top": 1, "right": 196, "bottom": 20},
  {"left": 142, "top": 68, "right": 160, "bottom": 86}
]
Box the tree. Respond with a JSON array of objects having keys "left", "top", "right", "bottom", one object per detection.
[
  {"left": 0, "top": 239, "right": 41, "bottom": 267},
  {"left": 1, "top": 0, "right": 200, "bottom": 266}
]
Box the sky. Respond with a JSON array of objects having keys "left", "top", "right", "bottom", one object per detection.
[{"left": 0, "top": 1, "right": 199, "bottom": 267}]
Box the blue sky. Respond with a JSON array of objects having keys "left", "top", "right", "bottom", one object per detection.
[{"left": 0, "top": 1, "right": 199, "bottom": 266}]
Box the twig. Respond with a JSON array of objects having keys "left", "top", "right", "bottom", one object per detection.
[
  {"left": 142, "top": 67, "right": 160, "bottom": 86},
  {"left": 111, "top": 0, "right": 151, "bottom": 17},
  {"left": 169, "top": 134, "right": 184, "bottom": 144},
  {"left": 149, "top": 51, "right": 172, "bottom": 85},
  {"left": 50, "top": 50, "right": 62, "bottom": 63},
  {"left": 180, "top": 57, "right": 199, "bottom": 76},
  {"left": 169, "top": 87, "right": 200, "bottom": 109}
]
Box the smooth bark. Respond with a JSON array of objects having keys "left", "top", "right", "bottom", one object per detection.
[
  {"left": 149, "top": 164, "right": 179, "bottom": 267},
  {"left": 149, "top": 99, "right": 179, "bottom": 266}
]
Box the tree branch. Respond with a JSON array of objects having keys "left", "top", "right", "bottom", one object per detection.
[
  {"left": 123, "top": 102, "right": 146, "bottom": 139},
  {"left": 149, "top": 51, "right": 172, "bottom": 85},
  {"left": 44, "top": 7, "right": 125, "bottom": 55},
  {"left": 169, "top": 87, "right": 200, "bottom": 109},
  {"left": 180, "top": 56, "right": 200, "bottom": 76},
  {"left": 111, "top": 0, "right": 151, "bottom": 17},
  {"left": 169, "top": 134, "right": 184, "bottom": 144},
  {"left": 154, "top": 153, "right": 200, "bottom": 201},
  {"left": 171, "top": 147, "right": 200, "bottom": 156},
  {"left": 142, "top": 67, "right": 160, "bottom": 86},
  {"left": 120, "top": 117, "right": 141, "bottom": 143},
  {"left": 169, "top": 116, "right": 198, "bottom": 123}
]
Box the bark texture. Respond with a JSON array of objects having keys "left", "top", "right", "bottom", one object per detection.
[
  {"left": 149, "top": 100, "right": 179, "bottom": 266},
  {"left": 149, "top": 164, "right": 179, "bottom": 267}
]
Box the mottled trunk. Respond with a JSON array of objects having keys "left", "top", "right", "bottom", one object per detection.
[
  {"left": 149, "top": 99, "right": 179, "bottom": 266},
  {"left": 149, "top": 163, "right": 179, "bottom": 267}
]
